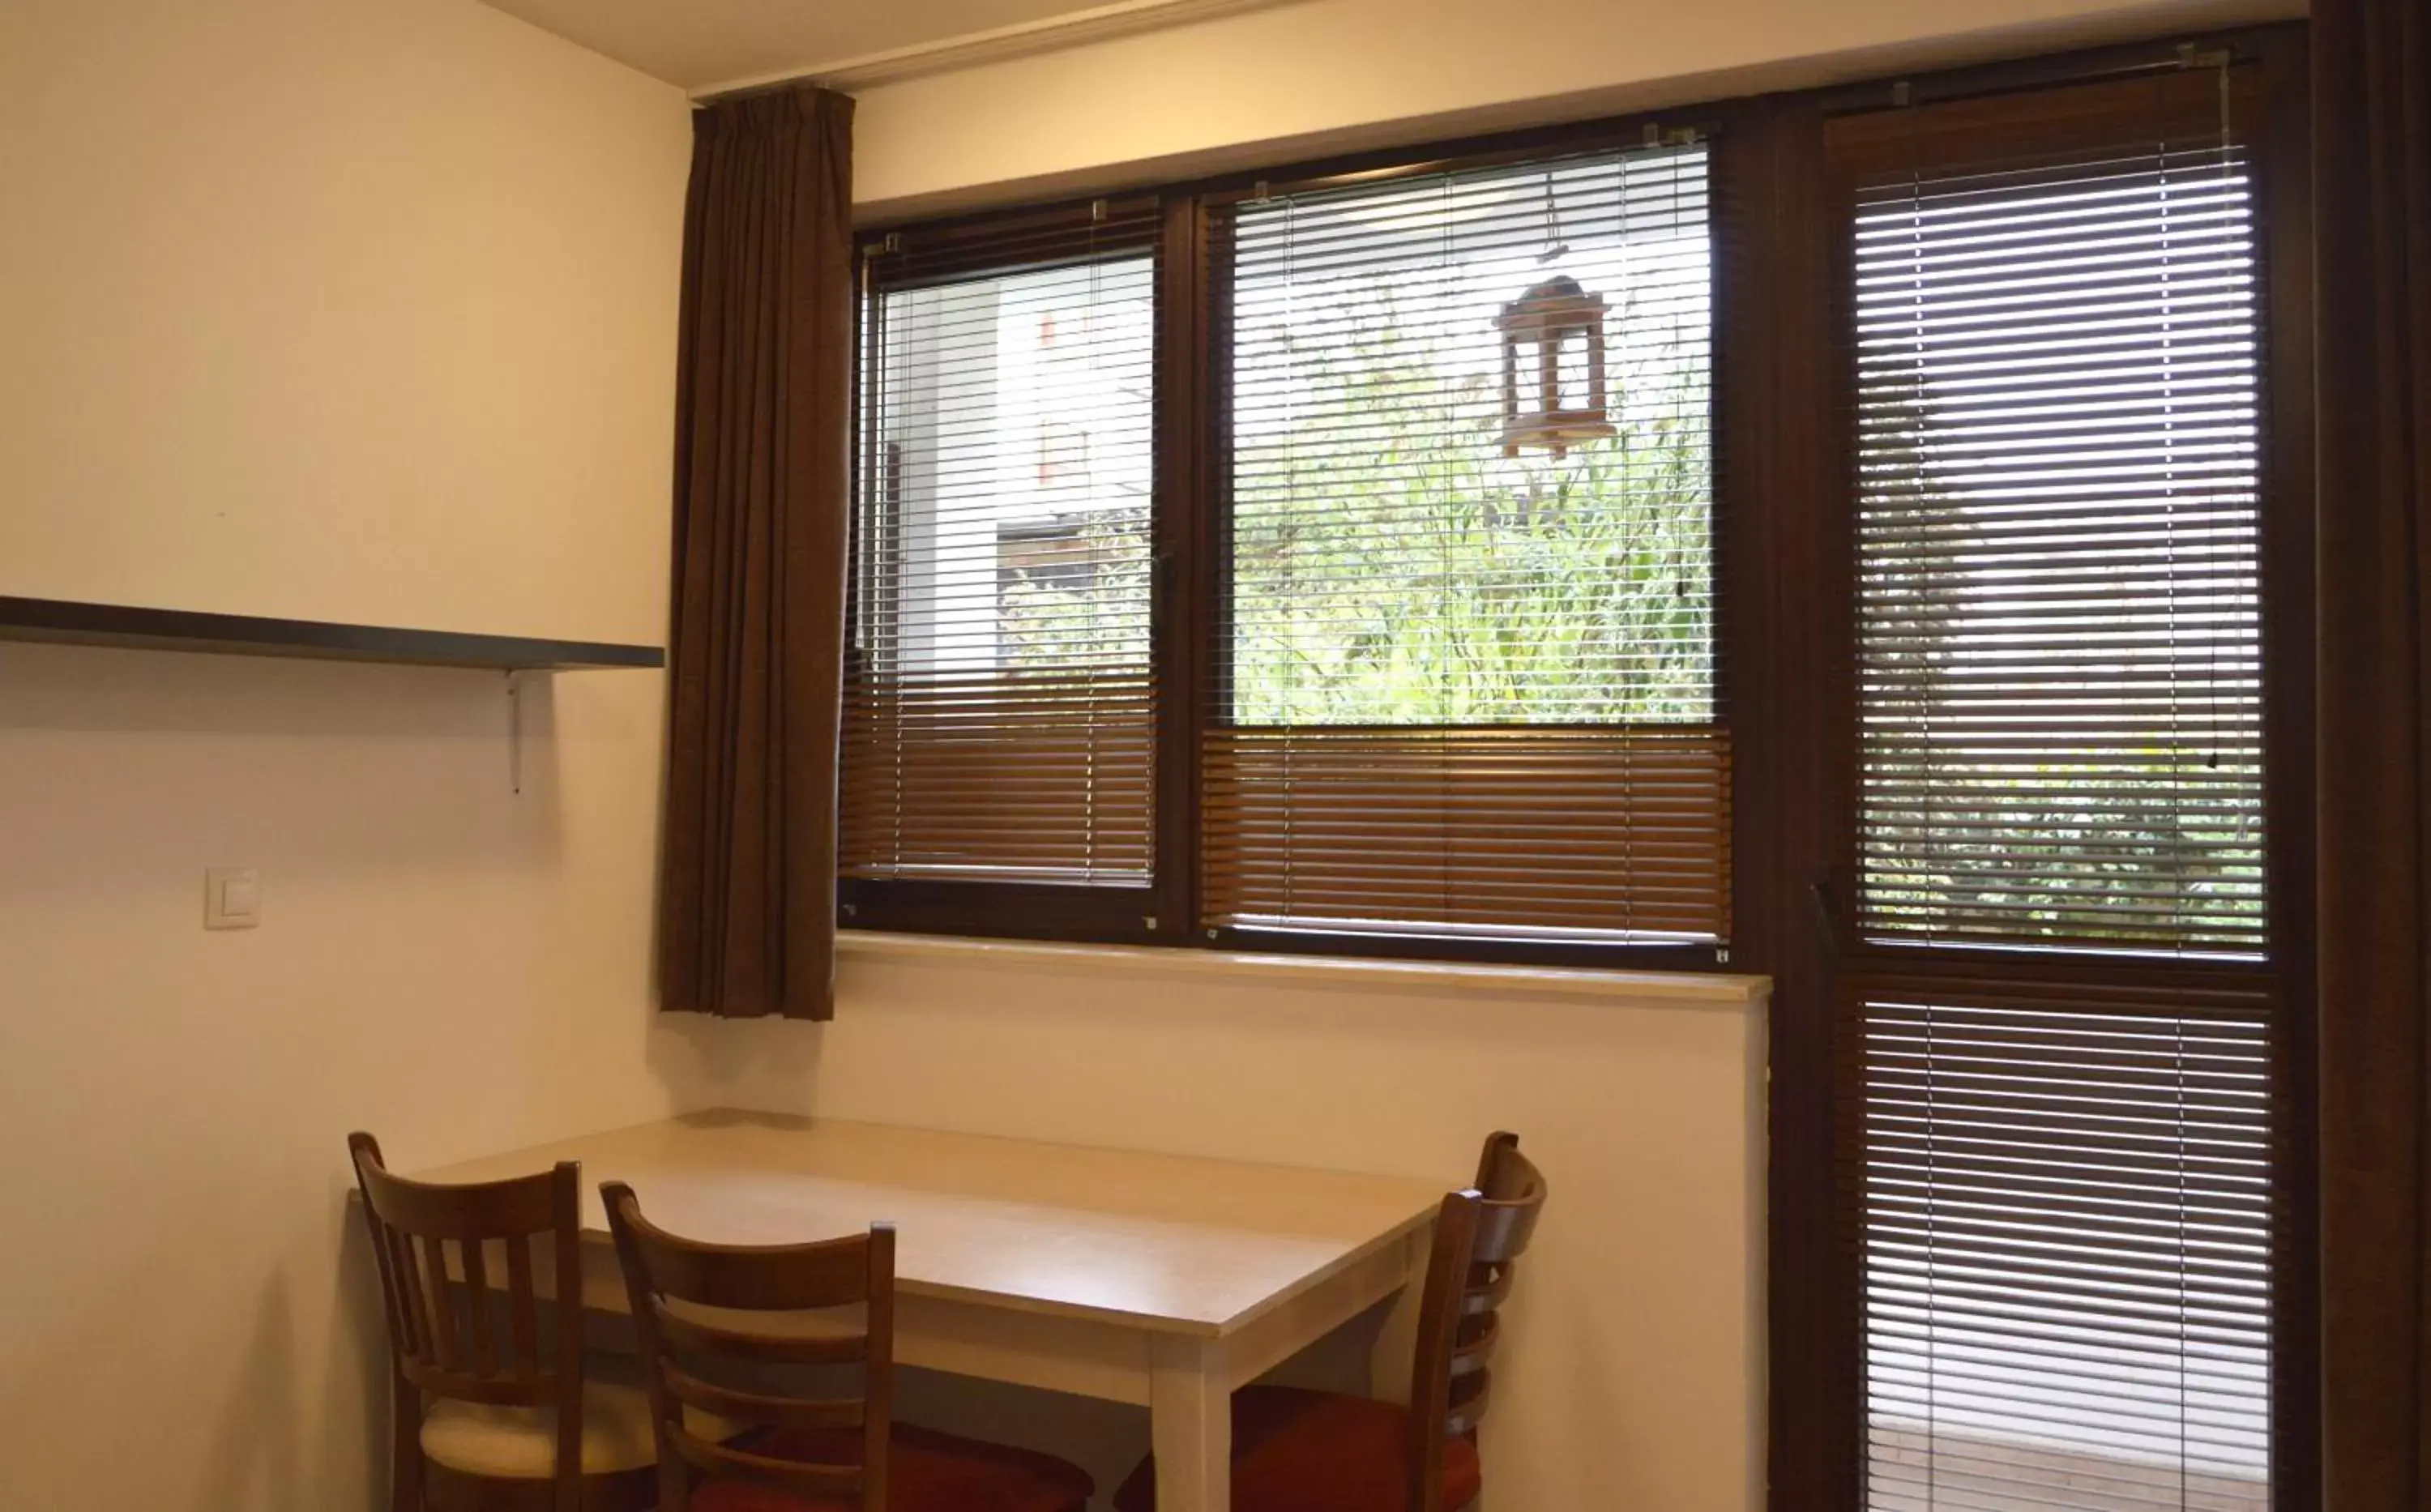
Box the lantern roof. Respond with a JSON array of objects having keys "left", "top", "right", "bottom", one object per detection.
[{"left": 1497, "top": 273, "right": 1607, "bottom": 339}]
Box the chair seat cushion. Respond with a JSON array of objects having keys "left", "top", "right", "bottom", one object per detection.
[
  {"left": 421, "top": 1382, "right": 660, "bottom": 1479},
  {"left": 422, "top": 1384, "right": 744, "bottom": 1480},
  {"left": 1111, "top": 1385, "right": 1483, "bottom": 1512},
  {"left": 690, "top": 1421, "right": 1095, "bottom": 1512}
]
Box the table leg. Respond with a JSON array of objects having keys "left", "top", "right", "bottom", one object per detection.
[{"left": 1150, "top": 1335, "right": 1231, "bottom": 1512}]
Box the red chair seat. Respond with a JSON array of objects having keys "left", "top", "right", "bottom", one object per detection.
[
  {"left": 692, "top": 1421, "right": 1094, "bottom": 1512},
  {"left": 1111, "top": 1385, "right": 1483, "bottom": 1512}
]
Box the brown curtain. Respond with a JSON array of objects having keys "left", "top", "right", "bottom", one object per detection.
[
  {"left": 2316, "top": 0, "right": 2431, "bottom": 1506},
  {"left": 657, "top": 87, "right": 854, "bottom": 1020}
]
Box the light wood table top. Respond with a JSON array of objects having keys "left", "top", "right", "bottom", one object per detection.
[{"left": 410, "top": 1109, "right": 1446, "bottom": 1338}]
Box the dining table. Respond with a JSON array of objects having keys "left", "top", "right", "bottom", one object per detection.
[{"left": 409, "top": 1108, "right": 1450, "bottom": 1512}]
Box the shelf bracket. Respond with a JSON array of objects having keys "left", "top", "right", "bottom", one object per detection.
[{"left": 506, "top": 670, "right": 524, "bottom": 796}]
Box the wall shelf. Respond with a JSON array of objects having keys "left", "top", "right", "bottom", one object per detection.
[{"left": 0, "top": 596, "right": 664, "bottom": 672}]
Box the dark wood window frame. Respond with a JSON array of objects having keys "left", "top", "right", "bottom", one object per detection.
[
  {"left": 1762, "top": 24, "right": 2318, "bottom": 1512},
  {"left": 846, "top": 105, "right": 1766, "bottom": 972},
  {"left": 844, "top": 23, "right": 2318, "bottom": 1511},
  {"left": 844, "top": 196, "right": 1169, "bottom": 946}
]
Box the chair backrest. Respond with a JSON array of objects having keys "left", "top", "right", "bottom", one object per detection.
[
  {"left": 1405, "top": 1130, "right": 1549, "bottom": 1512},
  {"left": 348, "top": 1132, "right": 588, "bottom": 1497},
  {"left": 600, "top": 1180, "right": 893, "bottom": 1512}
]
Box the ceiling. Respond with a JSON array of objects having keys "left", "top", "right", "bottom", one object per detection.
[{"left": 480, "top": 0, "right": 1227, "bottom": 96}]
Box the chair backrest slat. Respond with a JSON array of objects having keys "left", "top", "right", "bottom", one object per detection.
[
  {"left": 1445, "top": 1367, "right": 1494, "bottom": 1437},
  {"left": 505, "top": 1235, "right": 540, "bottom": 1382},
  {"left": 662, "top": 1364, "right": 866, "bottom": 1433},
  {"left": 1405, "top": 1131, "right": 1549, "bottom": 1512},
  {"left": 460, "top": 1238, "right": 495, "bottom": 1375},
  {"left": 670, "top": 1430, "right": 866, "bottom": 1494},
  {"left": 639, "top": 1232, "right": 874, "bottom": 1310},
  {"left": 348, "top": 1131, "right": 587, "bottom": 1510},
  {"left": 1461, "top": 1260, "right": 1515, "bottom": 1315},
  {"left": 1471, "top": 1196, "right": 1542, "bottom": 1265},
  {"left": 1446, "top": 1312, "right": 1500, "bottom": 1376},
  {"left": 650, "top": 1299, "right": 873, "bottom": 1365},
  {"left": 603, "top": 1181, "right": 895, "bottom": 1512},
  {"left": 417, "top": 1236, "right": 460, "bottom": 1373},
  {"left": 378, "top": 1225, "right": 424, "bottom": 1360}
]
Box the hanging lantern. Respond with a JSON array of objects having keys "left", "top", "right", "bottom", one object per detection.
[{"left": 1496, "top": 273, "right": 1617, "bottom": 459}]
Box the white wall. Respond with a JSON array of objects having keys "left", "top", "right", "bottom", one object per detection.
[
  {"left": 688, "top": 939, "right": 1770, "bottom": 1512},
  {"left": 851, "top": 0, "right": 2300, "bottom": 216},
  {"left": 0, "top": 1, "right": 702, "bottom": 1507}
]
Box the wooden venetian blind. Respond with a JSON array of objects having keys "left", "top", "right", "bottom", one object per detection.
[
  {"left": 1205, "top": 141, "right": 1726, "bottom": 943},
  {"left": 1831, "top": 66, "right": 2280, "bottom": 1512},
  {"left": 844, "top": 207, "right": 1160, "bottom": 883},
  {"left": 1845, "top": 75, "right": 2267, "bottom": 952},
  {"left": 1852, "top": 963, "right": 2279, "bottom": 1512}
]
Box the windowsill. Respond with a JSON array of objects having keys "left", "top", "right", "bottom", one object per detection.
[{"left": 837, "top": 929, "right": 1771, "bottom": 1010}]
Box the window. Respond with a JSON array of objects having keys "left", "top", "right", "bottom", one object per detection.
[
  {"left": 848, "top": 135, "right": 1728, "bottom": 956},
  {"left": 844, "top": 28, "right": 2316, "bottom": 1512},
  {"left": 844, "top": 210, "right": 1160, "bottom": 911},
  {"left": 1205, "top": 143, "right": 1726, "bottom": 946},
  {"left": 1824, "top": 62, "right": 2292, "bottom": 1512},
  {"left": 1848, "top": 97, "right": 2266, "bottom": 953}
]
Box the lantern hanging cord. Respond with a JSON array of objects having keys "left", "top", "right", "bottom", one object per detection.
[{"left": 1538, "top": 172, "right": 1568, "bottom": 264}]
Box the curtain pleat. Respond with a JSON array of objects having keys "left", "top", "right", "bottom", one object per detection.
[
  {"left": 658, "top": 87, "right": 853, "bottom": 1019},
  {"left": 2314, "top": 0, "right": 2431, "bottom": 1504}
]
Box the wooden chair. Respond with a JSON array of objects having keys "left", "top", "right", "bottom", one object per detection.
[
  {"left": 348, "top": 1132, "right": 660, "bottom": 1512},
  {"left": 1112, "top": 1131, "right": 1549, "bottom": 1512},
  {"left": 600, "top": 1179, "right": 1096, "bottom": 1512}
]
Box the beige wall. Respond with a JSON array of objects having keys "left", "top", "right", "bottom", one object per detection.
[
  {"left": 852, "top": 0, "right": 2300, "bottom": 215},
  {"left": 697, "top": 938, "right": 1771, "bottom": 1512},
  {"left": 0, "top": 0, "right": 697, "bottom": 1507}
]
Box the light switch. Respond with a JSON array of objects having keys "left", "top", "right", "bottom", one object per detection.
[{"left": 205, "top": 867, "right": 262, "bottom": 930}]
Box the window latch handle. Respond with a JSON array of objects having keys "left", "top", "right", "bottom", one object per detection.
[{"left": 1810, "top": 873, "right": 1843, "bottom": 956}]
